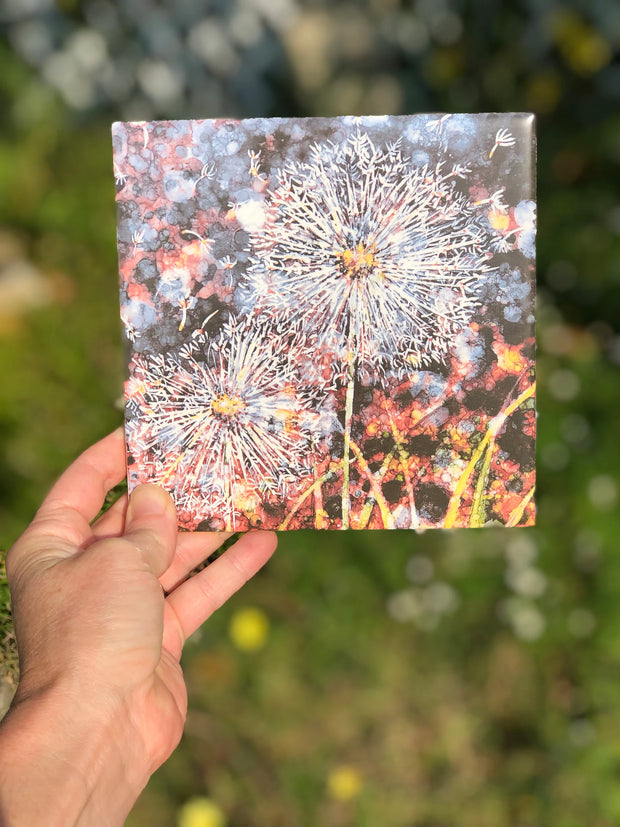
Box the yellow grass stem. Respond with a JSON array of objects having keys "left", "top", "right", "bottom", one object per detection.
[
  {"left": 386, "top": 407, "right": 420, "bottom": 530},
  {"left": 358, "top": 447, "right": 397, "bottom": 529},
  {"left": 506, "top": 484, "right": 536, "bottom": 527},
  {"left": 469, "top": 438, "right": 495, "bottom": 527},
  {"left": 278, "top": 462, "right": 344, "bottom": 530},
  {"left": 349, "top": 439, "right": 395, "bottom": 529},
  {"left": 443, "top": 381, "right": 536, "bottom": 528}
]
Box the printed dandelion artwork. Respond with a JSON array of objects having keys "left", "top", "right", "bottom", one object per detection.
[{"left": 113, "top": 113, "right": 536, "bottom": 531}]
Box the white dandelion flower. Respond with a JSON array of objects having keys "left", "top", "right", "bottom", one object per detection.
[{"left": 125, "top": 321, "right": 312, "bottom": 530}]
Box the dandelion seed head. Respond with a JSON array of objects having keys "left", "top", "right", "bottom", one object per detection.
[
  {"left": 245, "top": 131, "right": 493, "bottom": 382},
  {"left": 126, "top": 321, "right": 312, "bottom": 529}
]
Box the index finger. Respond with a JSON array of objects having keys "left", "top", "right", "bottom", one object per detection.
[
  {"left": 19, "top": 428, "right": 127, "bottom": 552},
  {"left": 163, "top": 530, "right": 277, "bottom": 659}
]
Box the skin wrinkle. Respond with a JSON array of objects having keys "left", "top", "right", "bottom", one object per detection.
[
  {"left": 22, "top": 511, "right": 89, "bottom": 552},
  {"left": 159, "top": 542, "right": 198, "bottom": 593},
  {"left": 90, "top": 493, "right": 129, "bottom": 532},
  {"left": 190, "top": 568, "right": 222, "bottom": 611},
  {"left": 227, "top": 540, "right": 253, "bottom": 580},
  {"left": 162, "top": 604, "right": 187, "bottom": 662}
]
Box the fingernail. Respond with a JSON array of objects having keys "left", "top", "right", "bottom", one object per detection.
[{"left": 127, "top": 484, "right": 174, "bottom": 520}]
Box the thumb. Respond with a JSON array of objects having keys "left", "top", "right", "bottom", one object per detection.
[{"left": 124, "top": 485, "right": 178, "bottom": 576}]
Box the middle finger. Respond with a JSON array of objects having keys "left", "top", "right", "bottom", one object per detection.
[{"left": 160, "top": 530, "right": 235, "bottom": 593}]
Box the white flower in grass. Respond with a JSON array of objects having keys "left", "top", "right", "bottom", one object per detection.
[
  {"left": 126, "top": 320, "right": 312, "bottom": 529},
  {"left": 245, "top": 131, "right": 493, "bottom": 382}
]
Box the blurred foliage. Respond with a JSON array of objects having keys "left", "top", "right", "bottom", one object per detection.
[{"left": 0, "top": 0, "right": 620, "bottom": 824}]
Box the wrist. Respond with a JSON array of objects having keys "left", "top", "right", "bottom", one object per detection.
[{"left": 0, "top": 680, "right": 150, "bottom": 826}]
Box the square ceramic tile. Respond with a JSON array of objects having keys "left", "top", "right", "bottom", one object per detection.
[{"left": 113, "top": 114, "right": 535, "bottom": 530}]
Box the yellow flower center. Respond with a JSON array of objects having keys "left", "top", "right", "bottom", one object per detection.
[
  {"left": 336, "top": 241, "right": 381, "bottom": 279},
  {"left": 211, "top": 393, "right": 245, "bottom": 417}
]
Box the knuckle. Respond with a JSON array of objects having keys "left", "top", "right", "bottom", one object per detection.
[{"left": 4, "top": 542, "right": 21, "bottom": 584}]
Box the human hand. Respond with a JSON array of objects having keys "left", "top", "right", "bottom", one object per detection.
[{"left": 0, "top": 428, "right": 276, "bottom": 826}]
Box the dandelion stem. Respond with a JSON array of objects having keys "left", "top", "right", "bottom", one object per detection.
[
  {"left": 224, "top": 440, "right": 234, "bottom": 532},
  {"left": 341, "top": 336, "right": 356, "bottom": 530}
]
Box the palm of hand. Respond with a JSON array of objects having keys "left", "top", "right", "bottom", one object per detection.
[{"left": 7, "top": 430, "right": 276, "bottom": 775}]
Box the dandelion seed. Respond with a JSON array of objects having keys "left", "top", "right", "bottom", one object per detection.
[
  {"left": 474, "top": 188, "right": 508, "bottom": 212},
  {"left": 451, "top": 163, "right": 472, "bottom": 179},
  {"left": 131, "top": 228, "right": 145, "bottom": 256},
  {"left": 121, "top": 316, "right": 140, "bottom": 342},
  {"left": 179, "top": 341, "right": 197, "bottom": 358},
  {"left": 490, "top": 128, "right": 516, "bottom": 158},
  {"left": 248, "top": 149, "right": 265, "bottom": 179},
  {"left": 178, "top": 295, "right": 197, "bottom": 331},
  {"left": 491, "top": 236, "right": 511, "bottom": 254},
  {"left": 491, "top": 227, "right": 521, "bottom": 253},
  {"left": 192, "top": 161, "right": 216, "bottom": 193},
  {"left": 200, "top": 161, "right": 216, "bottom": 180},
  {"left": 426, "top": 114, "right": 451, "bottom": 134},
  {"left": 386, "top": 137, "right": 403, "bottom": 158},
  {"left": 113, "top": 162, "right": 128, "bottom": 187},
  {"left": 217, "top": 255, "right": 237, "bottom": 285},
  {"left": 191, "top": 310, "right": 220, "bottom": 346},
  {"left": 179, "top": 229, "right": 213, "bottom": 251}
]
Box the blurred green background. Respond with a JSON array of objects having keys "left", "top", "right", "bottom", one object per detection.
[{"left": 1, "top": 0, "right": 620, "bottom": 824}]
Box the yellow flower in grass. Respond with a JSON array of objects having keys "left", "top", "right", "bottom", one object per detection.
[
  {"left": 327, "top": 765, "right": 364, "bottom": 801},
  {"left": 229, "top": 607, "right": 270, "bottom": 652},
  {"left": 177, "top": 796, "right": 226, "bottom": 827}
]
